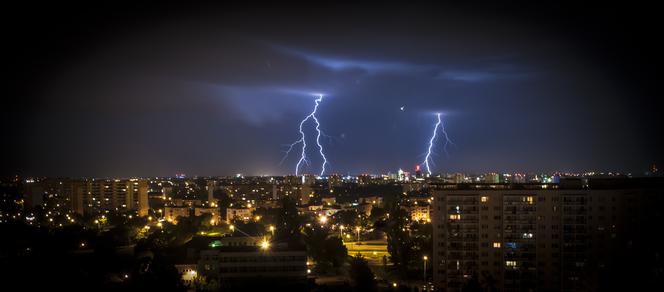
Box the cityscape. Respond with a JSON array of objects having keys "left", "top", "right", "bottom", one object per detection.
[{"left": 3, "top": 2, "right": 663, "bottom": 292}]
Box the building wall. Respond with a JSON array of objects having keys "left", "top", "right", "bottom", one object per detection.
[
  {"left": 226, "top": 207, "right": 253, "bottom": 222},
  {"left": 199, "top": 249, "right": 307, "bottom": 280},
  {"left": 432, "top": 186, "right": 661, "bottom": 292}
]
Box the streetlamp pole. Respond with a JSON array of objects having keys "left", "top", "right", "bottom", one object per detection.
[
  {"left": 356, "top": 226, "right": 361, "bottom": 242},
  {"left": 423, "top": 256, "right": 428, "bottom": 282}
]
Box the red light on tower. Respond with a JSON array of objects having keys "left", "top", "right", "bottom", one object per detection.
[{"left": 415, "top": 164, "right": 422, "bottom": 177}]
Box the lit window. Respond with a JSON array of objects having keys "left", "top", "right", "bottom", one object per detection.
[
  {"left": 493, "top": 242, "right": 501, "bottom": 248},
  {"left": 506, "top": 261, "right": 517, "bottom": 267},
  {"left": 526, "top": 196, "right": 534, "bottom": 204},
  {"left": 481, "top": 196, "right": 488, "bottom": 203},
  {"left": 449, "top": 214, "right": 461, "bottom": 220}
]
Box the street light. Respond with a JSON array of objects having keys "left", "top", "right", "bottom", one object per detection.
[
  {"left": 339, "top": 225, "right": 344, "bottom": 239},
  {"left": 269, "top": 225, "right": 275, "bottom": 236},
  {"left": 319, "top": 215, "right": 328, "bottom": 225},
  {"left": 260, "top": 239, "right": 270, "bottom": 250},
  {"left": 423, "top": 255, "right": 428, "bottom": 282},
  {"left": 356, "top": 226, "right": 361, "bottom": 242}
]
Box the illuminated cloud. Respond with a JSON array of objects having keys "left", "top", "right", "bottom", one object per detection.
[
  {"left": 270, "top": 44, "right": 435, "bottom": 74},
  {"left": 201, "top": 83, "right": 329, "bottom": 126},
  {"left": 272, "top": 44, "right": 530, "bottom": 83},
  {"left": 437, "top": 63, "right": 532, "bottom": 82}
]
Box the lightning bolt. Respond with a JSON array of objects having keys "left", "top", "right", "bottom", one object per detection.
[
  {"left": 281, "top": 95, "right": 329, "bottom": 176},
  {"left": 311, "top": 101, "right": 329, "bottom": 176},
  {"left": 423, "top": 113, "right": 454, "bottom": 175},
  {"left": 439, "top": 116, "right": 455, "bottom": 157}
]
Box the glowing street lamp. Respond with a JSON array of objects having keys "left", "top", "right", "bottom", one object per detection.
[
  {"left": 260, "top": 238, "right": 270, "bottom": 250},
  {"left": 319, "top": 215, "right": 328, "bottom": 225},
  {"left": 269, "top": 225, "right": 275, "bottom": 236},
  {"left": 356, "top": 226, "right": 361, "bottom": 242}
]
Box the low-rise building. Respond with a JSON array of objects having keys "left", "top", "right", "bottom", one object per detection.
[
  {"left": 198, "top": 242, "right": 307, "bottom": 288},
  {"left": 226, "top": 207, "right": 254, "bottom": 222}
]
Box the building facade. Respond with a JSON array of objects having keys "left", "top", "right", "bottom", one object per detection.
[
  {"left": 432, "top": 179, "right": 663, "bottom": 292},
  {"left": 69, "top": 179, "right": 149, "bottom": 216},
  {"left": 198, "top": 245, "right": 307, "bottom": 288}
]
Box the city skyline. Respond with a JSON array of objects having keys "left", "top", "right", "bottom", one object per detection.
[
  {"left": 4, "top": 2, "right": 662, "bottom": 177},
  {"left": 3, "top": 3, "right": 663, "bottom": 291}
]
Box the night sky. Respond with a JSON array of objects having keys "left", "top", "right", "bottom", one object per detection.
[{"left": 4, "top": 2, "right": 663, "bottom": 177}]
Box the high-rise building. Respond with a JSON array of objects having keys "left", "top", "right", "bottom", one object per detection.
[
  {"left": 483, "top": 173, "right": 500, "bottom": 184},
  {"left": 206, "top": 180, "right": 217, "bottom": 203},
  {"left": 358, "top": 174, "right": 372, "bottom": 185},
  {"left": 452, "top": 173, "right": 466, "bottom": 184},
  {"left": 328, "top": 174, "right": 343, "bottom": 188},
  {"left": 68, "top": 178, "right": 149, "bottom": 215},
  {"left": 302, "top": 174, "right": 316, "bottom": 186},
  {"left": 431, "top": 178, "right": 664, "bottom": 292}
]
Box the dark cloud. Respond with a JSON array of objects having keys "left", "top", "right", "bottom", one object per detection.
[{"left": 3, "top": 2, "right": 662, "bottom": 177}]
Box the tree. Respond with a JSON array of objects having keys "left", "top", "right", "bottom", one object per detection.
[
  {"left": 369, "top": 207, "right": 387, "bottom": 222},
  {"left": 214, "top": 189, "right": 233, "bottom": 216},
  {"left": 349, "top": 254, "right": 377, "bottom": 292},
  {"left": 410, "top": 221, "right": 433, "bottom": 269},
  {"left": 303, "top": 227, "right": 348, "bottom": 274},
  {"left": 277, "top": 197, "right": 303, "bottom": 243},
  {"left": 334, "top": 209, "right": 360, "bottom": 227},
  {"left": 129, "top": 254, "right": 186, "bottom": 292},
  {"left": 323, "top": 236, "right": 348, "bottom": 269},
  {"left": 303, "top": 227, "right": 328, "bottom": 263},
  {"left": 385, "top": 203, "right": 413, "bottom": 273}
]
